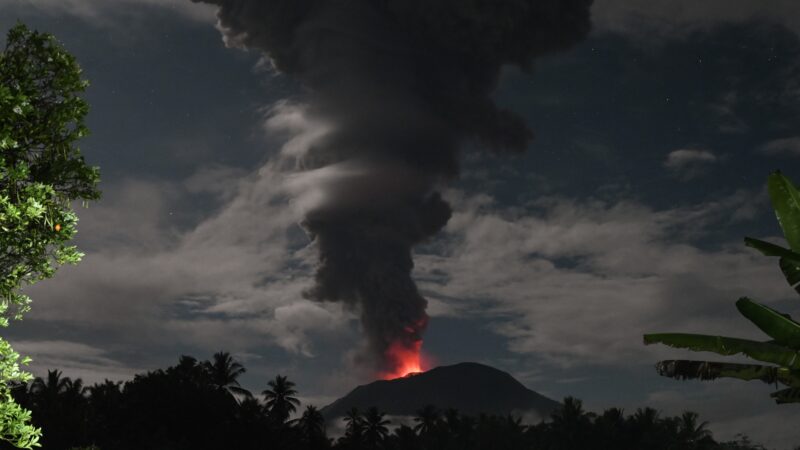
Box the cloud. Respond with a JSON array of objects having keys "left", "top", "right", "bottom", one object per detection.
[
  {"left": 663, "top": 149, "right": 718, "bottom": 168},
  {"left": 12, "top": 340, "right": 145, "bottom": 385},
  {"left": 414, "top": 188, "right": 788, "bottom": 368},
  {"left": 1, "top": 0, "right": 215, "bottom": 23},
  {"left": 663, "top": 149, "right": 719, "bottom": 180},
  {"left": 592, "top": 0, "right": 800, "bottom": 38},
  {"left": 21, "top": 161, "right": 349, "bottom": 367},
  {"left": 643, "top": 382, "right": 800, "bottom": 449},
  {"left": 759, "top": 136, "right": 800, "bottom": 157}
]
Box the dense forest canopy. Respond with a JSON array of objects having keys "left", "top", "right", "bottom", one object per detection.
[{"left": 2, "top": 353, "right": 778, "bottom": 450}]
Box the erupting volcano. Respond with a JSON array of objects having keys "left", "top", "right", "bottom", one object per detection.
[
  {"left": 196, "top": 0, "right": 592, "bottom": 375},
  {"left": 381, "top": 340, "right": 424, "bottom": 380}
]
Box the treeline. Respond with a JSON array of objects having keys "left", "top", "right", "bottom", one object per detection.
[{"left": 2, "top": 352, "right": 772, "bottom": 450}]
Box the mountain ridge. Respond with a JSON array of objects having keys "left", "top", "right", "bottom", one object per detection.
[{"left": 322, "top": 361, "right": 560, "bottom": 420}]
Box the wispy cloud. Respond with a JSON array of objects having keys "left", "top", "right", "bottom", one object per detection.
[
  {"left": 12, "top": 340, "right": 145, "bottom": 386},
  {"left": 663, "top": 148, "right": 719, "bottom": 180},
  {"left": 415, "top": 188, "right": 786, "bottom": 368},
  {"left": 759, "top": 136, "right": 800, "bottom": 157},
  {"left": 22, "top": 161, "right": 349, "bottom": 365}
]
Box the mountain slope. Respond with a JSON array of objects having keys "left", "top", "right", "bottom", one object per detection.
[{"left": 322, "top": 362, "right": 560, "bottom": 420}]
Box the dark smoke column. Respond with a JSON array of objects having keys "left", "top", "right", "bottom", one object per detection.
[{"left": 194, "top": 0, "right": 592, "bottom": 376}]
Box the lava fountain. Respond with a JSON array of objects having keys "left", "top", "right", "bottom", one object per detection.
[{"left": 381, "top": 340, "right": 424, "bottom": 380}]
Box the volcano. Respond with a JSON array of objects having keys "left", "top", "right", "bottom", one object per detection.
[{"left": 322, "top": 362, "right": 560, "bottom": 421}]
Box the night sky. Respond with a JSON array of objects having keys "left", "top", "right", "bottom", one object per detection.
[{"left": 3, "top": 0, "right": 800, "bottom": 447}]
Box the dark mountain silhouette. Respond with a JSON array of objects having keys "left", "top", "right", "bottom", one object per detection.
[{"left": 322, "top": 362, "right": 560, "bottom": 420}]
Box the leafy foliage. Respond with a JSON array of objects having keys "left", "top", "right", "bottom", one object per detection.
[
  {"left": 0, "top": 22, "right": 100, "bottom": 448},
  {"left": 644, "top": 171, "right": 800, "bottom": 402}
]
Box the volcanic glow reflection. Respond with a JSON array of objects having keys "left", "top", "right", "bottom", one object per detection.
[{"left": 381, "top": 340, "right": 424, "bottom": 380}]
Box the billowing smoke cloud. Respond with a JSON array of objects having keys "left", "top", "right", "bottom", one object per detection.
[{"left": 194, "top": 0, "right": 593, "bottom": 374}]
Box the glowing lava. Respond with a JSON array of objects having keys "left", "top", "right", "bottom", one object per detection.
[{"left": 380, "top": 340, "right": 424, "bottom": 380}]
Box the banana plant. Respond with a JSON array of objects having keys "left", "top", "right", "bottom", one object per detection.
[{"left": 644, "top": 171, "right": 800, "bottom": 404}]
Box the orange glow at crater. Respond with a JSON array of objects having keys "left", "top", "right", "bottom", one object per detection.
[{"left": 380, "top": 340, "right": 424, "bottom": 380}]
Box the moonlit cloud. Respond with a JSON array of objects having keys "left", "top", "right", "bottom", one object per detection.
[
  {"left": 13, "top": 340, "right": 145, "bottom": 386},
  {"left": 759, "top": 136, "right": 800, "bottom": 157},
  {"left": 664, "top": 149, "right": 718, "bottom": 168},
  {"left": 415, "top": 188, "right": 787, "bottom": 367},
  {"left": 23, "top": 161, "right": 349, "bottom": 362},
  {"left": 663, "top": 149, "right": 719, "bottom": 180}
]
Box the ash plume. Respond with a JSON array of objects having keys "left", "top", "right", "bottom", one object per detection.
[{"left": 194, "top": 0, "right": 593, "bottom": 374}]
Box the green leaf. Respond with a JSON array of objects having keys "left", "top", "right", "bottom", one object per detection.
[
  {"left": 655, "top": 359, "right": 800, "bottom": 387},
  {"left": 768, "top": 171, "right": 800, "bottom": 252},
  {"left": 643, "top": 333, "right": 800, "bottom": 368},
  {"left": 744, "top": 237, "right": 800, "bottom": 295},
  {"left": 744, "top": 237, "right": 800, "bottom": 262},
  {"left": 770, "top": 387, "right": 800, "bottom": 404},
  {"left": 780, "top": 257, "right": 800, "bottom": 296},
  {"left": 735, "top": 297, "right": 800, "bottom": 349}
]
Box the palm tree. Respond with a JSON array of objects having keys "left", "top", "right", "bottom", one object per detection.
[
  {"left": 549, "top": 397, "right": 592, "bottom": 450},
  {"left": 413, "top": 404, "right": 439, "bottom": 436},
  {"left": 171, "top": 355, "right": 208, "bottom": 387},
  {"left": 362, "top": 407, "right": 390, "bottom": 450},
  {"left": 294, "top": 405, "right": 327, "bottom": 448},
  {"left": 262, "top": 374, "right": 300, "bottom": 424},
  {"left": 29, "top": 370, "right": 83, "bottom": 448},
  {"left": 595, "top": 407, "right": 627, "bottom": 448},
  {"left": 441, "top": 408, "right": 460, "bottom": 431},
  {"left": 63, "top": 378, "right": 87, "bottom": 400},
  {"left": 390, "top": 425, "right": 420, "bottom": 450},
  {"left": 30, "top": 369, "right": 69, "bottom": 407},
  {"left": 341, "top": 406, "right": 364, "bottom": 447},
  {"left": 630, "top": 407, "right": 663, "bottom": 449},
  {"left": 203, "top": 351, "right": 251, "bottom": 400},
  {"left": 237, "top": 396, "right": 264, "bottom": 423},
  {"left": 678, "top": 411, "right": 713, "bottom": 449}
]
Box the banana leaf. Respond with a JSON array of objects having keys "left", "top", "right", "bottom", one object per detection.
[
  {"left": 780, "top": 257, "right": 800, "bottom": 296},
  {"left": 735, "top": 297, "right": 800, "bottom": 349},
  {"left": 767, "top": 171, "right": 800, "bottom": 253},
  {"left": 654, "top": 360, "right": 800, "bottom": 387},
  {"left": 643, "top": 333, "right": 800, "bottom": 369},
  {"left": 770, "top": 387, "right": 800, "bottom": 404},
  {"left": 743, "top": 237, "right": 800, "bottom": 295},
  {"left": 744, "top": 237, "right": 800, "bottom": 262}
]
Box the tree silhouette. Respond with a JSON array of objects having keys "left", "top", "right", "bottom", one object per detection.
[
  {"left": 263, "top": 374, "right": 301, "bottom": 424},
  {"left": 294, "top": 405, "right": 328, "bottom": 449},
  {"left": 362, "top": 407, "right": 390, "bottom": 450},
  {"left": 30, "top": 369, "right": 69, "bottom": 404},
  {"left": 27, "top": 370, "right": 90, "bottom": 448},
  {"left": 203, "top": 351, "right": 251, "bottom": 400},
  {"left": 340, "top": 407, "right": 365, "bottom": 449},
  {"left": 390, "top": 424, "right": 420, "bottom": 450},
  {"left": 0, "top": 356, "right": 775, "bottom": 450},
  {"left": 678, "top": 411, "right": 714, "bottom": 450},
  {"left": 549, "top": 396, "right": 592, "bottom": 450},
  {"left": 413, "top": 404, "right": 439, "bottom": 435}
]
